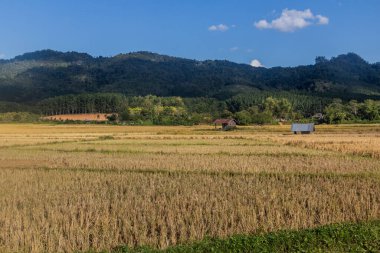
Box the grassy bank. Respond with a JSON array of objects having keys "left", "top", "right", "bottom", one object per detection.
[{"left": 107, "top": 220, "right": 380, "bottom": 253}]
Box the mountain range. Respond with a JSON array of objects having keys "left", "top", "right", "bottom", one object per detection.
[{"left": 0, "top": 49, "right": 379, "bottom": 102}]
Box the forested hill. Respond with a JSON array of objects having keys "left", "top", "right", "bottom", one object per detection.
[{"left": 0, "top": 49, "right": 379, "bottom": 102}]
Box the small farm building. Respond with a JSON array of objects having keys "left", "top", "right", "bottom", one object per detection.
[
  {"left": 291, "top": 123, "right": 315, "bottom": 134},
  {"left": 213, "top": 119, "right": 237, "bottom": 131}
]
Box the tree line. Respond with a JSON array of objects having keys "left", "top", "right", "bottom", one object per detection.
[
  {"left": 33, "top": 92, "right": 380, "bottom": 125},
  {"left": 38, "top": 93, "right": 127, "bottom": 115},
  {"left": 324, "top": 99, "right": 380, "bottom": 123}
]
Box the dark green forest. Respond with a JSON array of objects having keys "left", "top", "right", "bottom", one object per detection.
[
  {"left": 1, "top": 50, "right": 380, "bottom": 101},
  {"left": 0, "top": 50, "right": 380, "bottom": 124}
]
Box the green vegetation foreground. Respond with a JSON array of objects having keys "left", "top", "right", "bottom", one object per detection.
[{"left": 107, "top": 220, "right": 380, "bottom": 253}]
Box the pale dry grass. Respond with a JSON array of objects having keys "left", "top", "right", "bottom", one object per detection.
[{"left": 0, "top": 123, "right": 379, "bottom": 252}]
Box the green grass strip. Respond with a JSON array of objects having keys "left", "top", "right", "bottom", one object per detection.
[{"left": 91, "top": 220, "right": 380, "bottom": 253}]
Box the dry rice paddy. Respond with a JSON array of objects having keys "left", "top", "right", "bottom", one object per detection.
[
  {"left": 0, "top": 123, "right": 379, "bottom": 252},
  {"left": 42, "top": 114, "right": 112, "bottom": 122}
]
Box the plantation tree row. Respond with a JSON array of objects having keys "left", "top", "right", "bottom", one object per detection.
[
  {"left": 38, "top": 93, "right": 127, "bottom": 115},
  {"left": 38, "top": 92, "right": 330, "bottom": 117},
  {"left": 33, "top": 92, "right": 380, "bottom": 124}
]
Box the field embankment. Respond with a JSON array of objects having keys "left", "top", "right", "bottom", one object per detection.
[{"left": 110, "top": 220, "right": 380, "bottom": 253}]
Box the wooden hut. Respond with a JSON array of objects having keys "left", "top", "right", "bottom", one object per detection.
[
  {"left": 213, "top": 119, "right": 237, "bottom": 131},
  {"left": 291, "top": 123, "right": 315, "bottom": 134}
]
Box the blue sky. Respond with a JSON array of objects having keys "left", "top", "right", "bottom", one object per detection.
[{"left": 0, "top": 0, "right": 379, "bottom": 67}]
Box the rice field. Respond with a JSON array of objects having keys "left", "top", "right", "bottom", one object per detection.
[{"left": 0, "top": 123, "right": 379, "bottom": 252}]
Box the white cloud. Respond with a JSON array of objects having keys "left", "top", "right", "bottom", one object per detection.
[
  {"left": 255, "top": 20, "right": 271, "bottom": 29},
  {"left": 254, "top": 9, "right": 329, "bottom": 32},
  {"left": 250, "top": 59, "right": 264, "bottom": 68},
  {"left": 208, "top": 24, "right": 229, "bottom": 32},
  {"left": 0, "top": 53, "right": 5, "bottom": 59},
  {"left": 316, "top": 15, "right": 329, "bottom": 25},
  {"left": 230, "top": 46, "right": 239, "bottom": 52}
]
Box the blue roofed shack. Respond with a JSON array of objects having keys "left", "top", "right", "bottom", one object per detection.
[{"left": 291, "top": 123, "right": 315, "bottom": 134}]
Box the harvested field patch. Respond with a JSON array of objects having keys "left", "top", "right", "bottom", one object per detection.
[{"left": 0, "top": 123, "right": 379, "bottom": 252}]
